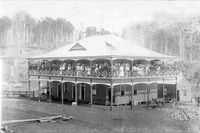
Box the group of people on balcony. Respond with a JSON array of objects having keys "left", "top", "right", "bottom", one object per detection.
[
  {"left": 113, "top": 63, "right": 130, "bottom": 77},
  {"left": 29, "top": 60, "right": 178, "bottom": 77},
  {"left": 76, "top": 62, "right": 111, "bottom": 77}
]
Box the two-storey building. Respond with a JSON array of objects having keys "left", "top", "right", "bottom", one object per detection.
[{"left": 28, "top": 35, "right": 178, "bottom": 110}]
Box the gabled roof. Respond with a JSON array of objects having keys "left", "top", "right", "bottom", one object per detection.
[{"left": 30, "top": 35, "right": 176, "bottom": 60}]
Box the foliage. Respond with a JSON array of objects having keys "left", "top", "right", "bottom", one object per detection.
[
  {"left": 0, "top": 11, "right": 75, "bottom": 51},
  {"left": 123, "top": 19, "right": 200, "bottom": 91},
  {"left": 85, "top": 26, "right": 110, "bottom": 38}
]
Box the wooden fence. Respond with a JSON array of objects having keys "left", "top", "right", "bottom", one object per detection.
[{"left": 3, "top": 91, "right": 35, "bottom": 98}]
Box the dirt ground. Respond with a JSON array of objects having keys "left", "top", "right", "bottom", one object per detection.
[{"left": 1, "top": 98, "right": 199, "bottom": 133}]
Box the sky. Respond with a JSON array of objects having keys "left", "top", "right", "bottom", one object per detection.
[{"left": 1, "top": 1, "right": 200, "bottom": 33}]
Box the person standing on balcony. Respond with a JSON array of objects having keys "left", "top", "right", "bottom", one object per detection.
[
  {"left": 80, "top": 64, "right": 84, "bottom": 76},
  {"left": 86, "top": 65, "right": 91, "bottom": 76},
  {"left": 125, "top": 63, "right": 130, "bottom": 77},
  {"left": 77, "top": 63, "right": 81, "bottom": 76},
  {"left": 119, "top": 64, "right": 124, "bottom": 77},
  {"left": 145, "top": 64, "right": 150, "bottom": 76},
  {"left": 71, "top": 64, "right": 76, "bottom": 76},
  {"left": 156, "top": 65, "right": 161, "bottom": 76},
  {"left": 93, "top": 64, "right": 99, "bottom": 77},
  {"left": 132, "top": 64, "right": 137, "bottom": 76},
  {"left": 59, "top": 63, "right": 66, "bottom": 75}
]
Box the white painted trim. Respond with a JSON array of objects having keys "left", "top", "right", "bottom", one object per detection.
[
  {"left": 91, "top": 83, "right": 111, "bottom": 86},
  {"left": 50, "top": 80, "right": 62, "bottom": 82},
  {"left": 113, "top": 83, "right": 132, "bottom": 87},
  {"left": 63, "top": 81, "right": 75, "bottom": 84},
  {"left": 76, "top": 82, "right": 90, "bottom": 85}
]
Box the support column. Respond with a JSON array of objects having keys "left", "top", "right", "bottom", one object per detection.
[
  {"left": 175, "top": 77, "right": 178, "bottom": 105},
  {"left": 75, "top": 60, "right": 77, "bottom": 76},
  {"left": 47, "top": 80, "right": 49, "bottom": 99},
  {"left": 61, "top": 78, "right": 64, "bottom": 104},
  {"left": 75, "top": 79, "right": 78, "bottom": 104},
  {"left": 48, "top": 76, "right": 51, "bottom": 103},
  {"left": 147, "top": 80, "right": 150, "bottom": 108},
  {"left": 28, "top": 76, "right": 30, "bottom": 97},
  {"left": 131, "top": 59, "right": 134, "bottom": 77},
  {"left": 125, "top": 85, "right": 127, "bottom": 106},
  {"left": 110, "top": 85, "right": 113, "bottom": 111},
  {"left": 110, "top": 57, "right": 113, "bottom": 111},
  {"left": 162, "top": 78, "right": 165, "bottom": 105},
  {"left": 90, "top": 79, "right": 93, "bottom": 107},
  {"left": 90, "top": 59, "right": 92, "bottom": 77},
  {"left": 131, "top": 81, "right": 134, "bottom": 110},
  {"left": 38, "top": 76, "right": 40, "bottom": 102},
  {"left": 28, "top": 60, "right": 30, "bottom": 97}
]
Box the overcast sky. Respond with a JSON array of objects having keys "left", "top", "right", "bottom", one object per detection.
[{"left": 1, "top": 1, "right": 200, "bottom": 33}]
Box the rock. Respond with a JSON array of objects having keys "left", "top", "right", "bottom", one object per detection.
[{"left": 170, "top": 107, "right": 200, "bottom": 123}]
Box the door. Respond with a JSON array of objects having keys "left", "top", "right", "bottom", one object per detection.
[
  {"left": 57, "top": 83, "right": 61, "bottom": 98},
  {"left": 177, "top": 90, "right": 180, "bottom": 101},
  {"left": 79, "top": 83, "right": 85, "bottom": 100},
  {"left": 108, "top": 89, "right": 111, "bottom": 102},
  {"left": 72, "top": 85, "right": 75, "bottom": 100}
]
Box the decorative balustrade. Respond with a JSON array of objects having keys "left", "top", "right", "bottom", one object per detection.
[
  {"left": 29, "top": 68, "right": 178, "bottom": 78},
  {"left": 92, "top": 70, "right": 111, "bottom": 77}
]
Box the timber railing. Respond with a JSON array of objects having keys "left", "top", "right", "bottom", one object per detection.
[
  {"left": 3, "top": 91, "right": 35, "bottom": 98},
  {"left": 29, "top": 68, "right": 179, "bottom": 78}
]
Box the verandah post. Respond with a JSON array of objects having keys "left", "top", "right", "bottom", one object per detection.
[
  {"left": 75, "top": 59, "right": 77, "bottom": 76},
  {"left": 147, "top": 79, "right": 150, "bottom": 108},
  {"left": 110, "top": 84, "right": 113, "bottom": 111},
  {"left": 162, "top": 78, "right": 165, "bottom": 105},
  {"left": 38, "top": 76, "right": 40, "bottom": 102},
  {"left": 61, "top": 77, "right": 64, "bottom": 104},
  {"left": 90, "top": 58, "right": 92, "bottom": 77},
  {"left": 110, "top": 57, "right": 113, "bottom": 111},
  {"left": 47, "top": 80, "right": 49, "bottom": 99},
  {"left": 28, "top": 59, "right": 30, "bottom": 97},
  {"left": 131, "top": 80, "right": 134, "bottom": 110},
  {"left": 175, "top": 77, "right": 178, "bottom": 106},
  {"left": 49, "top": 77, "right": 51, "bottom": 103},
  {"left": 75, "top": 78, "right": 78, "bottom": 104},
  {"left": 90, "top": 79, "right": 92, "bottom": 107},
  {"left": 131, "top": 59, "right": 134, "bottom": 77}
]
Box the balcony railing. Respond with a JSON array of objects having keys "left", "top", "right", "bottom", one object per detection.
[{"left": 29, "top": 68, "right": 178, "bottom": 78}]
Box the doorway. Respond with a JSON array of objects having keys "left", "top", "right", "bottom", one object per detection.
[{"left": 79, "top": 83, "right": 85, "bottom": 100}]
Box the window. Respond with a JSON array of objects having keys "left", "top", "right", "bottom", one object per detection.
[
  {"left": 134, "top": 88, "right": 137, "bottom": 95},
  {"left": 72, "top": 84, "right": 75, "bottom": 99},
  {"left": 57, "top": 83, "right": 61, "bottom": 97},
  {"left": 80, "top": 83, "right": 85, "bottom": 100},
  {"left": 92, "top": 85, "right": 96, "bottom": 95},
  {"left": 121, "top": 91, "right": 125, "bottom": 96},
  {"left": 64, "top": 83, "right": 68, "bottom": 93}
]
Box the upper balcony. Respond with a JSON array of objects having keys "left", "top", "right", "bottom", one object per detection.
[{"left": 28, "top": 59, "right": 179, "bottom": 79}]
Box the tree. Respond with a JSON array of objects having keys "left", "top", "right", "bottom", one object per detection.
[
  {"left": 0, "top": 16, "right": 11, "bottom": 48},
  {"left": 13, "top": 11, "right": 34, "bottom": 52},
  {"left": 85, "top": 26, "right": 98, "bottom": 37}
]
